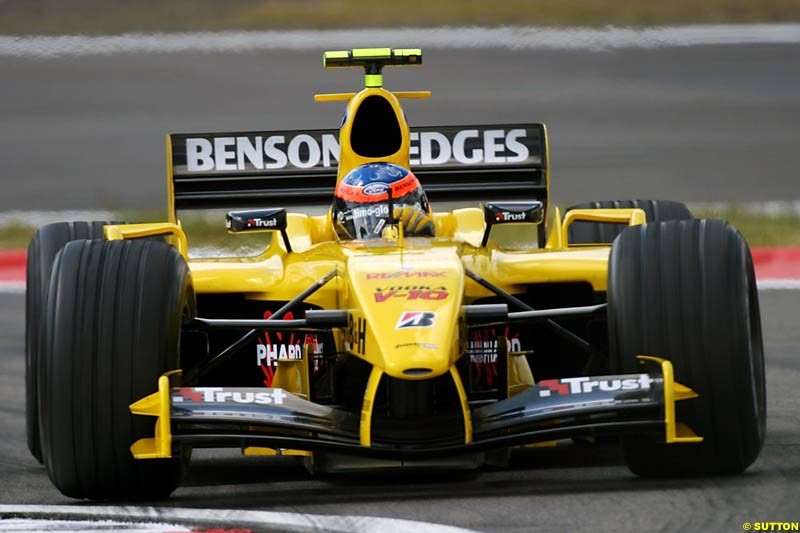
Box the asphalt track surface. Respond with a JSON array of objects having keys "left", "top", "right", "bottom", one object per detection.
[
  {"left": 1, "top": 37, "right": 800, "bottom": 532},
  {"left": 0, "top": 289, "right": 798, "bottom": 532},
  {"left": 1, "top": 43, "right": 799, "bottom": 211}
]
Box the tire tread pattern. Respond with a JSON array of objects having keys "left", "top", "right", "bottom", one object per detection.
[
  {"left": 40, "top": 238, "right": 190, "bottom": 499},
  {"left": 608, "top": 219, "right": 766, "bottom": 477},
  {"left": 26, "top": 222, "right": 117, "bottom": 463}
]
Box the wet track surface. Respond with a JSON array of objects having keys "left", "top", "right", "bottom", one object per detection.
[{"left": 1, "top": 290, "right": 798, "bottom": 531}]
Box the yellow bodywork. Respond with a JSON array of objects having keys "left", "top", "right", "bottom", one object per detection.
[
  {"left": 126, "top": 47, "right": 701, "bottom": 460},
  {"left": 104, "top": 222, "right": 189, "bottom": 258},
  {"left": 637, "top": 356, "right": 703, "bottom": 443},
  {"left": 336, "top": 86, "right": 412, "bottom": 182},
  {"left": 129, "top": 370, "right": 181, "bottom": 459},
  {"left": 151, "top": 46, "right": 645, "bottom": 382}
]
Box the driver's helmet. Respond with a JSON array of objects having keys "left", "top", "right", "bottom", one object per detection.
[{"left": 332, "top": 162, "right": 432, "bottom": 240}]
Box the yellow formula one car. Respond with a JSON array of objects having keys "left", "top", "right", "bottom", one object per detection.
[{"left": 26, "top": 48, "right": 765, "bottom": 500}]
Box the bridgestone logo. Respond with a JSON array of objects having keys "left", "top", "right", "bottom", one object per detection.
[
  {"left": 183, "top": 128, "right": 533, "bottom": 172},
  {"left": 396, "top": 311, "right": 437, "bottom": 329}
]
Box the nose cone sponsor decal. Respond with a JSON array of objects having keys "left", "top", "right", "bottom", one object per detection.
[
  {"left": 374, "top": 286, "right": 449, "bottom": 303},
  {"left": 396, "top": 311, "right": 437, "bottom": 329},
  {"left": 365, "top": 271, "right": 446, "bottom": 280}
]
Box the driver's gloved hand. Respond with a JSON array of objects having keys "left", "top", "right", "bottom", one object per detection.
[{"left": 393, "top": 206, "right": 435, "bottom": 236}]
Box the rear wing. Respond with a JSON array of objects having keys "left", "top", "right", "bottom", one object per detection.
[{"left": 166, "top": 124, "right": 548, "bottom": 221}]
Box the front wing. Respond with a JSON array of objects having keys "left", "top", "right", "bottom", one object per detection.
[{"left": 129, "top": 357, "right": 701, "bottom": 460}]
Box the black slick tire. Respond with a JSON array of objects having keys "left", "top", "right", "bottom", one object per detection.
[
  {"left": 39, "top": 238, "right": 193, "bottom": 500},
  {"left": 25, "top": 221, "right": 117, "bottom": 464},
  {"left": 608, "top": 219, "right": 766, "bottom": 477},
  {"left": 566, "top": 199, "right": 692, "bottom": 244}
]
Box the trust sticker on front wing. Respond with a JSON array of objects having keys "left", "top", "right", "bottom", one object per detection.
[
  {"left": 172, "top": 387, "right": 288, "bottom": 405},
  {"left": 536, "top": 375, "right": 655, "bottom": 398}
]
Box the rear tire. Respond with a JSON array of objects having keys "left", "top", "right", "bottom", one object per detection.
[
  {"left": 39, "top": 238, "right": 193, "bottom": 499},
  {"left": 608, "top": 219, "right": 766, "bottom": 477},
  {"left": 566, "top": 199, "right": 692, "bottom": 244},
  {"left": 25, "top": 221, "right": 117, "bottom": 463}
]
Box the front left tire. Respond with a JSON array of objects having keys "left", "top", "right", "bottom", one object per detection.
[
  {"left": 26, "top": 221, "right": 118, "bottom": 463},
  {"left": 39, "top": 238, "right": 193, "bottom": 499}
]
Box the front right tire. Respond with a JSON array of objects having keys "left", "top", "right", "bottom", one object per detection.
[{"left": 608, "top": 219, "right": 766, "bottom": 477}]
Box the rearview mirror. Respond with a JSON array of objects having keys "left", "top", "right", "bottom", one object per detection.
[
  {"left": 226, "top": 208, "right": 292, "bottom": 252},
  {"left": 226, "top": 208, "right": 287, "bottom": 233},
  {"left": 481, "top": 201, "right": 544, "bottom": 247}
]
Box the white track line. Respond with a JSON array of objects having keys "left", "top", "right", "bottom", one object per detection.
[
  {"left": 757, "top": 279, "right": 800, "bottom": 290},
  {"left": 0, "top": 505, "right": 478, "bottom": 533},
  {"left": 0, "top": 518, "right": 189, "bottom": 532},
  {"left": 1, "top": 24, "right": 800, "bottom": 58},
  {"left": 0, "top": 282, "right": 25, "bottom": 294}
]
